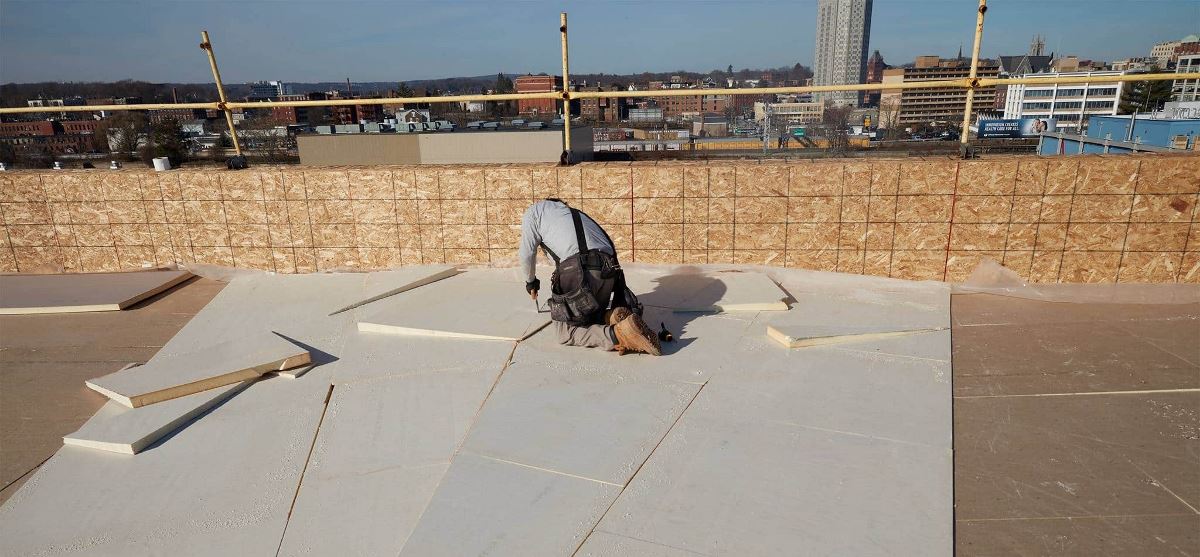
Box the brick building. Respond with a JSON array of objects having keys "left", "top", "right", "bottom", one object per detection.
[
  {"left": 514, "top": 75, "right": 561, "bottom": 116},
  {"left": 884, "top": 60, "right": 1000, "bottom": 126},
  {"left": 578, "top": 87, "right": 627, "bottom": 123},
  {"left": 0, "top": 121, "right": 56, "bottom": 136},
  {"left": 0, "top": 120, "right": 96, "bottom": 156},
  {"left": 149, "top": 108, "right": 207, "bottom": 124},
  {"left": 59, "top": 120, "right": 101, "bottom": 134},
  {"left": 864, "top": 50, "right": 887, "bottom": 107},
  {"left": 658, "top": 94, "right": 729, "bottom": 118}
]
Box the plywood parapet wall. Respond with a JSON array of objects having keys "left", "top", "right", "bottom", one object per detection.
[{"left": 2, "top": 155, "right": 1197, "bottom": 283}]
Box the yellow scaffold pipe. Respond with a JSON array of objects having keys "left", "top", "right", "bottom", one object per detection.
[
  {"left": 200, "top": 30, "right": 242, "bottom": 156},
  {"left": 960, "top": 0, "right": 987, "bottom": 148}
]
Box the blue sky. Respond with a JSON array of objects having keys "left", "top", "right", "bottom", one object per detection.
[{"left": 0, "top": 0, "right": 1196, "bottom": 83}]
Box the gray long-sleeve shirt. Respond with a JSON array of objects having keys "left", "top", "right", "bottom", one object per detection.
[{"left": 518, "top": 200, "right": 614, "bottom": 282}]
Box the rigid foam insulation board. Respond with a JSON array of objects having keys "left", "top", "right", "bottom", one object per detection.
[
  {"left": 576, "top": 530, "right": 700, "bottom": 557},
  {"left": 624, "top": 269, "right": 789, "bottom": 312},
  {"left": 275, "top": 364, "right": 314, "bottom": 379},
  {"left": 328, "top": 265, "right": 459, "bottom": 315},
  {"left": 398, "top": 452, "right": 620, "bottom": 557},
  {"left": 278, "top": 368, "right": 504, "bottom": 556},
  {"left": 328, "top": 330, "right": 517, "bottom": 386},
  {"left": 153, "top": 268, "right": 460, "bottom": 373},
  {"left": 64, "top": 378, "right": 256, "bottom": 454},
  {"left": 357, "top": 269, "right": 551, "bottom": 341},
  {"left": 85, "top": 332, "right": 310, "bottom": 408},
  {"left": 153, "top": 273, "right": 369, "bottom": 370},
  {"left": 460, "top": 358, "right": 702, "bottom": 485},
  {"left": 766, "top": 323, "right": 947, "bottom": 349},
  {"left": 777, "top": 284, "right": 950, "bottom": 330},
  {"left": 0, "top": 270, "right": 192, "bottom": 315},
  {"left": 760, "top": 283, "right": 951, "bottom": 359},
  {"left": 0, "top": 366, "right": 333, "bottom": 556},
  {"left": 583, "top": 380, "right": 952, "bottom": 556}
]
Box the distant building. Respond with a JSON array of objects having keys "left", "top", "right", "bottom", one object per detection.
[
  {"left": 26, "top": 99, "right": 64, "bottom": 108},
  {"left": 513, "top": 75, "right": 561, "bottom": 116},
  {"left": 1050, "top": 56, "right": 1100, "bottom": 73},
  {"left": 863, "top": 50, "right": 887, "bottom": 107},
  {"left": 996, "top": 43, "right": 1056, "bottom": 111},
  {"left": 58, "top": 120, "right": 101, "bottom": 135},
  {"left": 997, "top": 54, "right": 1053, "bottom": 75},
  {"left": 1175, "top": 54, "right": 1200, "bottom": 102},
  {"left": 657, "top": 94, "right": 728, "bottom": 118},
  {"left": 628, "top": 108, "right": 664, "bottom": 123},
  {"left": 0, "top": 120, "right": 95, "bottom": 156},
  {"left": 354, "top": 101, "right": 384, "bottom": 123},
  {"left": 1150, "top": 35, "right": 1198, "bottom": 68},
  {"left": 812, "top": 0, "right": 873, "bottom": 107},
  {"left": 886, "top": 59, "right": 1000, "bottom": 126},
  {"left": 754, "top": 102, "right": 824, "bottom": 126},
  {"left": 578, "top": 86, "right": 627, "bottom": 123},
  {"left": 248, "top": 81, "right": 290, "bottom": 100},
  {"left": 1111, "top": 57, "right": 1155, "bottom": 71},
  {"left": 1040, "top": 114, "right": 1200, "bottom": 154},
  {"left": 1003, "top": 71, "right": 1126, "bottom": 133},
  {"left": 692, "top": 114, "right": 729, "bottom": 137},
  {"left": 914, "top": 55, "right": 942, "bottom": 69},
  {"left": 395, "top": 109, "right": 431, "bottom": 123},
  {"left": 149, "top": 108, "right": 208, "bottom": 124},
  {"left": 297, "top": 126, "right": 594, "bottom": 165}
]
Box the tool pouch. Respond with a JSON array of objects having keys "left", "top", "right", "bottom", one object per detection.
[{"left": 547, "top": 287, "right": 601, "bottom": 325}]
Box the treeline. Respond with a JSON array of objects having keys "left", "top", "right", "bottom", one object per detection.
[
  {"left": 570, "top": 63, "right": 814, "bottom": 88},
  {"left": 0, "top": 80, "right": 217, "bottom": 107},
  {"left": 2, "top": 62, "right": 815, "bottom": 108}
]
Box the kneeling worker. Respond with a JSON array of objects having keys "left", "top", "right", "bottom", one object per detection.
[{"left": 519, "top": 199, "right": 661, "bottom": 356}]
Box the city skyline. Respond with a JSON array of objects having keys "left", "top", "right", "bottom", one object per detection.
[{"left": 0, "top": 0, "right": 1197, "bottom": 84}]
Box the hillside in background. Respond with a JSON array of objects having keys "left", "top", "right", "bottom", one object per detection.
[{"left": 1, "top": 63, "right": 811, "bottom": 107}]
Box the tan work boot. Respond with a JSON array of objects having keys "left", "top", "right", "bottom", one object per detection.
[
  {"left": 604, "top": 306, "right": 631, "bottom": 326},
  {"left": 612, "top": 312, "right": 662, "bottom": 356}
]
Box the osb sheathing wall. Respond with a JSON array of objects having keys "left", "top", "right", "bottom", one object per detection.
[{"left": 1, "top": 154, "right": 1198, "bottom": 283}]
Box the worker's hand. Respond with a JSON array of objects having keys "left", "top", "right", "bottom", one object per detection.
[{"left": 525, "top": 278, "right": 540, "bottom": 299}]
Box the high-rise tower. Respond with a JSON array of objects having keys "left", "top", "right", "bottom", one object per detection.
[{"left": 813, "top": 0, "right": 873, "bottom": 107}]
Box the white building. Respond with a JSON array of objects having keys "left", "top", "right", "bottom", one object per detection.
[
  {"left": 1003, "top": 71, "right": 1126, "bottom": 132},
  {"left": 812, "top": 0, "right": 873, "bottom": 107},
  {"left": 248, "top": 81, "right": 290, "bottom": 99},
  {"left": 1111, "top": 58, "right": 1154, "bottom": 72},
  {"left": 753, "top": 102, "right": 824, "bottom": 125},
  {"left": 1151, "top": 40, "right": 1182, "bottom": 68},
  {"left": 1173, "top": 54, "right": 1200, "bottom": 102}
]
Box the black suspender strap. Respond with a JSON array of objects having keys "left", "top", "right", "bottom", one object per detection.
[
  {"left": 569, "top": 208, "right": 588, "bottom": 254},
  {"left": 539, "top": 241, "right": 559, "bottom": 264}
]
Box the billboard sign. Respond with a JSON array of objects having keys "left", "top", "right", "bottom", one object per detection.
[{"left": 978, "top": 118, "right": 1057, "bottom": 138}]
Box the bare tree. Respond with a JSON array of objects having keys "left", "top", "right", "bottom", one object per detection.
[
  {"left": 878, "top": 97, "right": 901, "bottom": 138},
  {"left": 238, "top": 115, "right": 296, "bottom": 164},
  {"left": 821, "top": 102, "right": 853, "bottom": 155},
  {"left": 98, "top": 111, "right": 148, "bottom": 161}
]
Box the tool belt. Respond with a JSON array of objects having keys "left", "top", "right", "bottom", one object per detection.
[{"left": 542, "top": 203, "right": 641, "bottom": 325}]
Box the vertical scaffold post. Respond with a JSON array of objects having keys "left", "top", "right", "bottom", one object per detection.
[
  {"left": 560, "top": 12, "right": 572, "bottom": 164},
  {"left": 960, "top": 0, "right": 987, "bottom": 156},
  {"left": 200, "top": 31, "right": 244, "bottom": 164}
]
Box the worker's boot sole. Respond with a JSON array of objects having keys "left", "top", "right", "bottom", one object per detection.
[{"left": 614, "top": 313, "right": 662, "bottom": 356}]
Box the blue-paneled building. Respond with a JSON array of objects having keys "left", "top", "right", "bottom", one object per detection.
[{"left": 1038, "top": 115, "right": 1200, "bottom": 155}]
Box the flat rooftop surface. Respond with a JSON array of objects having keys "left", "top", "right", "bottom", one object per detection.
[{"left": 0, "top": 269, "right": 1196, "bottom": 554}]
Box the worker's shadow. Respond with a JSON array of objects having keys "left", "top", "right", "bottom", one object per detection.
[{"left": 635, "top": 267, "right": 726, "bottom": 356}]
